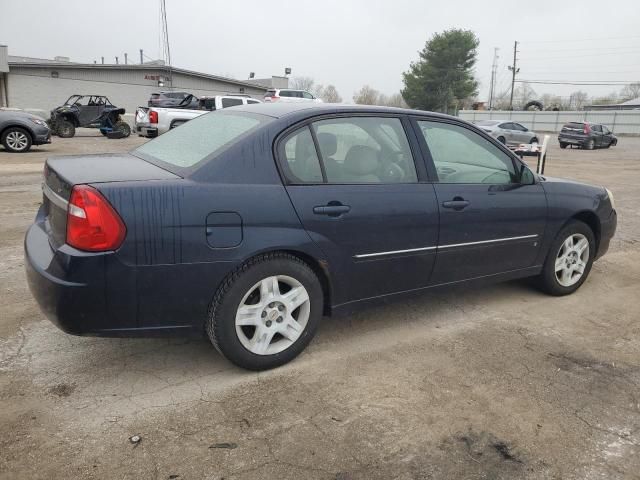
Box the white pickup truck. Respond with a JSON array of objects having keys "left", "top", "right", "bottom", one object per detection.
[{"left": 135, "top": 95, "right": 262, "bottom": 138}]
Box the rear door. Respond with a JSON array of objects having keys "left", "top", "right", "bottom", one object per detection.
[
  {"left": 591, "top": 124, "right": 604, "bottom": 146},
  {"left": 413, "top": 118, "right": 547, "bottom": 284},
  {"left": 279, "top": 115, "right": 439, "bottom": 305},
  {"left": 512, "top": 123, "right": 530, "bottom": 143}
]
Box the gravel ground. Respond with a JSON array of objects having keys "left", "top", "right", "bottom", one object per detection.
[{"left": 1, "top": 130, "right": 639, "bottom": 480}]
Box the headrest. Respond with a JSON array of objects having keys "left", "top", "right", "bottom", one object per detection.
[
  {"left": 317, "top": 132, "right": 337, "bottom": 157},
  {"left": 344, "top": 145, "right": 379, "bottom": 175}
]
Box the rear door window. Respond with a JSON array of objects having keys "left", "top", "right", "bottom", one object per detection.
[
  {"left": 221, "top": 98, "right": 244, "bottom": 108},
  {"left": 592, "top": 124, "right": 602, "bottom": 133},
  {"left": 281, "top": 127, "right": 323, "bottom": 183},
  {"left": 312, "top": 117, "right": 418, "bottom": 184}
]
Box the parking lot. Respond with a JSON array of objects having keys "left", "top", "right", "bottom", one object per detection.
[{"left": 1, "top": 132, "right": 639, "bottom": 479}]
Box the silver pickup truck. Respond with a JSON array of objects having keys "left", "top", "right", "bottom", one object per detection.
[{"left": 135, "top": 95, "right": 262, "bottom": 138}]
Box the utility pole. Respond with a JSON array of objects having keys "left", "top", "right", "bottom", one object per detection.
[
  {"left": 124, "top": 53, "right": 128, "bottom": 65},
  {"left": 488, "top": 47, "right": 499, "bottom": 110},
  {"left": 508, "top": 41, "right": 520, "bottom": 110},
  {"left": 140, "top": 49, "right": 144, "bottom": 64}
]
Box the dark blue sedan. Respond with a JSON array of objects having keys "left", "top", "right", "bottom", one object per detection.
[{"left": 25, "top": 104, "right": 617, "bottom": 370}]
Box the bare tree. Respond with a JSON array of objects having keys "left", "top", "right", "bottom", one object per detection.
[
  {"left": 591, "top": 92, "right": 620, "bottom": 106},
  {"left": 353, "top": 85, "right": 380, "bottom": 105},
  {"left": 384, "top": 93, "right": 408, "bottom": 108},
  {"left": 289, "top": 76, "right": 315, "bottom": 92},
  {"left": 492, "top": 89, "right": 512, "bottom": 110},
  {"left": 321, "top": 85, "right": 342, "bottom": 103},
  {"left": 568, "top": 91, "right": 589, "bottom": 110},
  {"left": 620, "top": 82, "right": 640, "bottom": 101},
  {"left": 513, "top": 82, "right": 537, "bottom": 109}
]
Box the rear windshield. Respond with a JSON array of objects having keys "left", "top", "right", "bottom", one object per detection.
[
  {"left": 475, "top": 120, "right": 500, "bottom": 126},
  {"left": 562, "top": 122, "right": 585, "bottom": 130},
  {"left": 133, "top": 111, "right": 269, "bottom": 169}
]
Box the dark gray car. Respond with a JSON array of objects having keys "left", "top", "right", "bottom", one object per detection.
[{"left": 0, "top": 110, "right": 51, "bottom": 153}]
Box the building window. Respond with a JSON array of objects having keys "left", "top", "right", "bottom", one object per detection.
[{"left": 51, "top": 71, "right": 59, "bottom": 78}]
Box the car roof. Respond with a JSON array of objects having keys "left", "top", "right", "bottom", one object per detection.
[{"left": 231, "top": 102, "right": 454, "bottom": 120}]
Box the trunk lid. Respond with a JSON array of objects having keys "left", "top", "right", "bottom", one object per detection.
[{"left": 42, "top": 153, "right": 180, "bottom": 248}]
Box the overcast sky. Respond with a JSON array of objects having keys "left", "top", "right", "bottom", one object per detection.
[{"left": 2, "top": 0, "right": 639, "bottom": 103}]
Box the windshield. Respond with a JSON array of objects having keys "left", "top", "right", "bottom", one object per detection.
[
  {"left": 64, "top": 95, "right": 83, "bottom": 105},
  {"left": 133, "top": 110, "right": 270, "bottom": 169},
  {"left": 475, "top": 120, "right": 500, "bottom": 126}
]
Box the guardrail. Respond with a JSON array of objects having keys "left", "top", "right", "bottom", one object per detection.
[{"left": 459, "top": 110, "right": 640, "bottom": 135}]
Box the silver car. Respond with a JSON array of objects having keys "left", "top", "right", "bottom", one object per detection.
[
  {"left": 474, "top": 120, "right": 539, "bottom": 145},
  {"left": 0, "top": 110, "right": 51, "bottom": 153}
]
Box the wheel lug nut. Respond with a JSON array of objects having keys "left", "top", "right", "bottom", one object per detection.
[
  {"left": 268, "top": 302, "right": 275, "bottom": 308},
  {"left": 278, "top": 305, "right": 284, "bottom": 311},
  {"left": 276, "top": 317, "right": 283, "bottom": 323},
  {"left": 266, "top": 320, "right": 272, "bottom": 327},
  {"left": 261, "top": 311, "right": 267, "bottom": 318}
]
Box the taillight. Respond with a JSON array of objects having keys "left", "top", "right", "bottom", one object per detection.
[
  {"left": 149, "top": 110, "right": 158, "bottom": 124},
  {"left": 583, "top": 124, "right": 591, "bottom": 134},
  {"left": 66, "top": 185, "right": 126, "bottom": 252}
]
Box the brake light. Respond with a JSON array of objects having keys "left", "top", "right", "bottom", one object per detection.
[
  {"left": 149, "top": 110, "right": 158, "bottom": 124},
  {"left": 66, "top": 185, "right": 126, "bottom": 252},
  {"left": 584, "top": 124, "right": 591, "bottom": 134}
]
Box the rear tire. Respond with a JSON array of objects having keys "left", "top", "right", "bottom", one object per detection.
[
  {"left": 584, "top": 139, "right": 595, "bottom": 150},
  {"left": 206, "top": 253, "right": 323, "bottom": 370},
  {"left": 536, "top": 220, "right": 595, "bottom": 296},
  {"left": 1, "top": 127, "right": 32, "bottom": 153},
  {"left": 57, "top": 120, "right": 75, "bottom": 138},
  {"left": 530, "top": 137, "right": 539, "bottom": 144},
  {"left": 559, "top": 142, "right": 568, "bottom": 149},
  {"left": 115, "top": 121, "right": 131, "bottom": 138}
]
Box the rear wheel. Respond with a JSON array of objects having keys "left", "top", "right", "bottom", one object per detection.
[
  {"left": 530, "top": 137, "right": 539, "bottom": 144},
  {"left": 584, "top": 139, "right": 595, "bottom": 150},
  {"left": 57, "top": 120, "right": 75, "bottom": 138},
  {"left": 559, "top": 142, "right": 568, "bottom": 149},
  {"left": 1, "top": 127, "right": 32, "bottom": 153},
  {"left": 114, "top": 121, "right": 131, "bottom": 138},
  {"left": 207, "top": 253, "right": 323, "bottom": 370},
  {"left": 537, "top": 220, "right": 595, "bottom": 296}
]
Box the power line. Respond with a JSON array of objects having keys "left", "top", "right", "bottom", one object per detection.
[
  {"left": 517, "top": 79, "right": 636, "bottom": 86},
  {"left": 522, "top": 50, "right": 640, "bottom": 60},
  {"left": 519, "top": 35, "right": 640, "bottom": 44}
]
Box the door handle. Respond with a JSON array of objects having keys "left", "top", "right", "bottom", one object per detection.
[
  {"left": 313, "top": 204, "right": 351, "bottom": 217},
  {"left": 442, "top": 198, "right": 470, "bottom": 211}
]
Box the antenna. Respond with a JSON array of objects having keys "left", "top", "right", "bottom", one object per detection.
[{"left": 160, "top": 0, "right": 172, "bottom": 88}]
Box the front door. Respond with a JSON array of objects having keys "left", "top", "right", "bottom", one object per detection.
[
  {"left": 278, "top": 115, "right": 439, "bottom": 306},
  {"left": 414, "top": 119, "right": 547, "bottom": 284}
]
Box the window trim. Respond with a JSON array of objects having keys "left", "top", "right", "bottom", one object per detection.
[
  {"left": 273, "top": 113, "right": 428, "bottom": 186},
  {"left": 409, "top": 116, "right": 530, "bottom": 185}
]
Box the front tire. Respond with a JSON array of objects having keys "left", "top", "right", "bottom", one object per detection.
[
  {"left": 57, "top": 120, "right": 76, "bottom": 138},
  {"left": 497, "top": 136, "right": 506, "bottom": 144},
  {"left": 584, "top": 139, "right": 595, "bottom": 150},
  {"left": 530, "top": 137, "right": 539, "bottom": 144},
  {"left": 537, "top": 220, "right": 595, "bottom": 296},
  {"left": 559, "top": 142, "right": 568, "bottom": 149},
  {"left": 207, "top": 253, "right": 323, "bottom": 370},
  {"left": 1, "top": 127, "right": 32, "bottom": 153}
]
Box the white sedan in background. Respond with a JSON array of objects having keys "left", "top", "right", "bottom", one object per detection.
[{"left": 474, "top": 120, "right": 539, "bottom": 145}]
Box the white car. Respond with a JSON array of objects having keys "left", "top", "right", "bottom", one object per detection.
[
  {"left": 135, "top": 95, "right": 261, "bottom": 137},
  {"left": 263, "top": 89, "right": 323, "bottom": 103},
  {"left": 474, "top": 120, "right": 539, "bottom": 145}
]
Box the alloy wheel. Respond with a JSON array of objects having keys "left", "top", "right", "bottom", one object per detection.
[
  {"left": 6, "top": 131, "right": 29, "bottom": 151},
  {"left": 235, "top": 275, "right": 310, "bottom": 355},
  {"left": 555, "top": 233, "right": 589, "bottom": 287}
]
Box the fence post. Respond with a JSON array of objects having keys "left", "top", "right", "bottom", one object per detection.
[
  {"left": 613, "top": 111, "right": 617, "bottom": 133},
  {"left": 556, "top": 111, "right": 560, "bottom": 132},
  {"left": 532, "top": 110, "right": 536, "bottom": 130}
]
